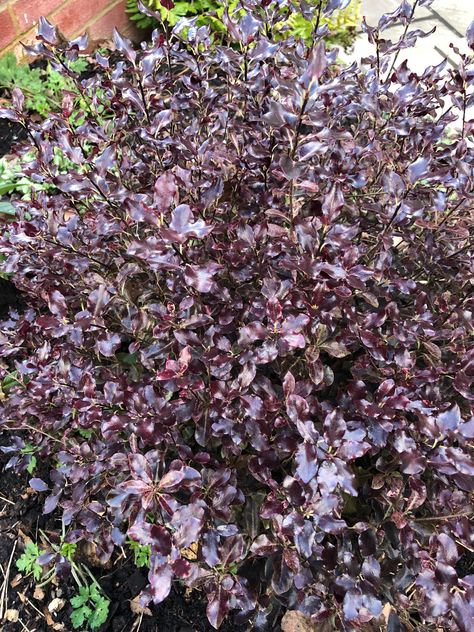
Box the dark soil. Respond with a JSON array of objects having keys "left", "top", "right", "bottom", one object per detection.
[
  {"left": 0, "top": 120, "right": 27, "bottom": 158},
  {"left": 0, "top": 278, "right": 25, "bottom": 319}
]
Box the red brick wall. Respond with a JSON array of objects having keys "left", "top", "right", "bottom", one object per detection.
[{"left": 0, "top": 0, "right": 139, "bottom": 57}]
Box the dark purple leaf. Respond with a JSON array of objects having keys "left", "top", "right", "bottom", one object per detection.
[
  {"left": 184, "top": 264, "right": 221, "bottom": 293},
  {"left": 113, "top": 29, "right": 137, "bottom": 65},
  {"left": 46, "top": 290, "right": 67, "bottom": 318},
  {"left": 295, "top": 442, "right": 318, "bottom": 484},
  {"left": 408, "top": 157, "right": 429, "bottom": 183},
  {"left": 149, "top": 555, "right": 173, "bottom": 604},
  {"left": 96, "top": 333, "right": 121, "bottom": 357},
  {"left": 168, "top": 204, "right": 212, "bottom": 240},
  {"left": 44, "top": 492, "right": 61, "bottom": 515},
  {"left": 29, "top": 478, "right": 49, "bottom": 492},
  {"left": 153, "top": 172, "right": 176, "bottom": 213},
  {"left": 207, "top": 586, "right": 231, "bottom": 630},
  {"left": 300, "top": 41, "right": 326, "bottom": 88},
  {"left": 436, "top": 404, "right": 461, "bottom": 435},
  {"left": 37, "top": 17, "right": 58, "bottom": 44},
  {"left": 467, "top": 20, "right": 474, "bottom": 50}
]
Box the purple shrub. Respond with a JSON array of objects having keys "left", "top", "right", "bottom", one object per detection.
[{"left": 0, "top": 1, "right": 473, "bottom": 629}]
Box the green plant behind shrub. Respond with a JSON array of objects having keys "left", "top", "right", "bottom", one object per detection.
[
  {"left": 126, "top": 0, "right": 231, "bottom": 30},
  {"left": 126, "top": 0, "right": 361, "bottom": 47},
  {"left": 283, "top": 0, "right": 361, "bottom": 48},
  {"left": 127, "top": 538, "right": 151, "bottom": 567},
  {"left": 0, "top": 52, "right": 87, "bottom": 117}
]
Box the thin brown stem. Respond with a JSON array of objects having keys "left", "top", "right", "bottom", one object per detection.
[{"left": 415, "top": 511, "right": 471, "bottom": 522}]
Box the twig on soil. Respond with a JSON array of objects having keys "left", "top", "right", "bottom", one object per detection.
[
  {"left": 22, "top": 595, "right": 45, "bottom": 619},
  {"left": 18, "top": 617, "right": 34, "bottom": 632},
  {"left": 0, "top": 493, "right": 14, "bottom": 505},
  {"left": 130, "top": 613, "right": 144, "bottom": 631},
  {"left": 0, "top": 538, "right": 17, "bottom": 620}
]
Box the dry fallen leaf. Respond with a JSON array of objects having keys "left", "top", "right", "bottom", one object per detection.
[
  {"left": 64, "top": 209, "right": 77, "bottom": 221},
  {"left": 48, "top": 597, "right": 65, "bottom": 613},
  {"left": 129, "top": 595, "right": 152, "bottom": 617},
  {"left": 382, "top": 602, "right": 393, "bottom": 622},
  {"left": 79, "top": 541, "right": 112, "bottom": 568},
  {"left": 281, "top": 611, "right": 317, "bottom": 632},
  {"left": 5, "top": 609, "right": 19, "bottom": 622},
  {"left": 44, "top": 607, "right": 55, "bottom": 627},
  {"left": 33, "top": 586, "right": 46, "bottom": 601},
  {"left": 10, "top": 573, "right": 23, "bottom": 588},
  {"left": 180, "top": 541, "right": 198, "bottom": 561}
]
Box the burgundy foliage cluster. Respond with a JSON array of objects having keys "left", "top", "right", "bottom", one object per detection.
[{"left": 1, "top": 1, "right": 474, "bottom": 629}]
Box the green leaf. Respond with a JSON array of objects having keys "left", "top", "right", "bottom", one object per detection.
[
  {"left": 16, "top": 542, "right": 43, "bottom": 580},
  {"left": 21, "top": 442, "right": 36, "bottom": 455},
  {"left": 32, "top": 563, "right": 43, "bottom": 581},
  {"left": 0, "top": 182, "right": 16, "bottom": 195},
  {"left": 60, "top": 542, "right": 77, "bottom": 561},
  {"left": 71, "top": 605, "right": 92, "bottom": 629},
  {"left": 70, "top": 586, "right": 91, "bottom": 609},
  {"left": 89, "top": 583, "right": 101, "bottom": 603},
  {"left": 26, "top": 456, "right": 37, "bottom": 475},
  {"left": 0, "top": 201, "right": 15, "bottom": 216},
  {"left": 16, "top": 557, "right": 29, "bottom": 573},
  {"left": 89, "top": 597, "right": 110, "bottom": 629},
  {"left": 128, "top": 539, "right": 150, "bottom": 568},
  {"left": 116, "top": 352, "right": 138, "bottom": 366}
]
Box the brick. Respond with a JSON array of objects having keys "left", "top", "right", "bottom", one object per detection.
[
  {"left": 88, "top": 1, "right": 140, "bottom": 42},
  {"left": 52, "top": 0, "right": 110, "bottom": 38},
  {"left": 14, "top": 0, "right": 64, "bottom": 32},
  {"left": 0, "top": 8, "right": 17, "bottom": 49}
]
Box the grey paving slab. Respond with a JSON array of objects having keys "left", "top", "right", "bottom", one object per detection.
[
  {"left": 339, "top": 1, "right": 474, "bottom": 127},
  {"left": 359, "top": 0, "right": 433, "bottom": 26},
  {"left": 427, "top": 0, "right": 473, "bottom": 37},
  {"left": 342, "top": 0, "right": 472, "bottom": 71},
  {"left": 342, "top": 18, "right": 447, "bottom": 73}
]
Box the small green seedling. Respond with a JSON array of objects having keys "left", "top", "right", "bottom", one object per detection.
[
  {"left": 70, "top": 582, "right": 110, "bottom": 630},
  {"left": 128, "top": 539, "right": 151, "bottom": 568},
  {"left": 60, "top": 542, "right": 78, "bottom": 562},
  {"left": 26, "top": 455, "right": 37, "bottom": 475},
  {"left": 16, "top": 530, "right": 108, "bottom": 630},
  {"left": 16, "top": 542, "right": 44, "bottom": 581},
  {"left": 19, "top": 441, "right": 37, "bottom": 475}
]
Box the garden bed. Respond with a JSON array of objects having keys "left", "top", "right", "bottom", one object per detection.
[
  {"left": 0, "top": 447, "right": 245, "bottom": 631},
  {"left": 0, "top": 119, "right": 27, "bottom": 159}
]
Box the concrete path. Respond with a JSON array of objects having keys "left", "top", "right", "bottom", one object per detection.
[{"left": 342, "top": 0, "right": 473, "bottom": 73}]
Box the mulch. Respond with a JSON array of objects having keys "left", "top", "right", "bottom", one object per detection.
[
  {"left": 0, "top": 119, "right": 27, "bottom": 159},
  {"left": 0, "top": 447, "right": 249, "bottom": 631}
]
